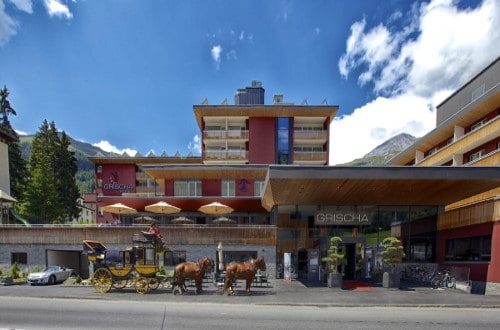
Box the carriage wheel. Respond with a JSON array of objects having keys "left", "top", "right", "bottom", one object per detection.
[
  {"left": 92, "top": 268, "right": 113, "bottom": 293},
  {"left": 148, "top": 278, "right": 160, "bottom": 290},
  {"left": 112, "top": 279, "right": 129, "bottom": 289},
  {"left": 135, "top": 277, "right": 149, "bottom": 294}
]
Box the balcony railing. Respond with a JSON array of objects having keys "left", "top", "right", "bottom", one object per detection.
[
  {"left": 204, "top": 150, "right": 249, "bottom": 161},
  {"left": 293, "top": 130, "right": 328, "bottom": 141},
  {"left": 203, "top": 130, "right": 249, "bottom": 140},
  {"left": 293, "top": 151, "right": 328, "bottom": 163}
]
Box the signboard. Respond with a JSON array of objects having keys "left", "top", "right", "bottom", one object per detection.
[
  {"left": 315, "top": 211, "right": 372, "bottom": 226},
  {"left": 307, "top": 249, "right": 321, "bottom": 282}
]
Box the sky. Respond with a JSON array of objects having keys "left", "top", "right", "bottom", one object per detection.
[{"left": 1, "top": 0, "right": 499, "bottom": 165}]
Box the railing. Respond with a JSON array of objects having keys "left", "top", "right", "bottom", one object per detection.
[
  {"left": 293, "top": 130, "right": 328, "bottom": 141},
  {"left": 293, "top": 151, "right": 328, "bottom": 163},
  {"left": 204, "top": 150, "right": 248, "bottom": 161},
  {"left": 203, "top": 130, "right": 249, "bottom": 140}
]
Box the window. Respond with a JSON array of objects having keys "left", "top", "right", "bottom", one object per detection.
[
  {"left": 174, "top": 180, "right": 202, "bottom": 197},
  {"left": 469, "top": 149, "right": 484, "bottom": 162},
  {"left": 445, "top": 235, "right": 491, "bottom": 262},
  {"left": 427, "top": 147, "right": 438, "bottom": 156},
  {"left": 96, "top": 165, "right": 102, "bottom": 173},
  {"left": 11, "top": 252, "right": 27, "bottom": 265},
  {"left": 254, "top": 181, "right": 265, "bottom": 197},
  {"left": 470, "top": 119, "right": 487, "bottom": 132},
  {"left": 221, "top": 180, "right": 235, "bottom": 197}
]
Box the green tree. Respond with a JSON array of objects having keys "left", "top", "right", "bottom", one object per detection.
[
  {"left": 55, "top": 132, "right": 80, "bottom": 220},
  {"left": 24, "top": 121, "right": 61, "bottom": 223}
]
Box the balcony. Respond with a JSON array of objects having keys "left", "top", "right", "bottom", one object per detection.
[
  {"left": 292, "top": 151, "right": 328, "bottom": 165},
  {"left": 293, "top": 130, "right": 328, "bottom": 144},
  {"left": 203, "top": 130, "right": 249, "bottom": 144},
  {"left": 418, "top": 116, "right": 499, "bottom": 166},
  {"left": 203, "top": 149, "right": 249, "bottom": 163}
]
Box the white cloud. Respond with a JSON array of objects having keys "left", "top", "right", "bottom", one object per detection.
[
  {"left": 330, "top": 93, "right": 435, "bottom": 165},
  {"left": 43, "top": 0, "right": 72, "bottom": 19},
  {"left": 0, "top": 0, "right": 74, "bottom": 45},
  {"left": 188, "top": 134, "right": 201, "bottom": 155},
  {"left": 333, "top": 0, "right": 500, "bottom": 164},
  {"left": 211, "top": 44, "right": 223, "bottom": 69},
  {"left": 0, "top": 0, "right": 18, "bottom": 45},
  {"left": 10, "top": 0, "right": 33, "bottom": 13},
  {"left": 93, "top": 140, "right": 137, "bottom": 157}
]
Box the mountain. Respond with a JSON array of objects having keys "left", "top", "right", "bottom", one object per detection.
[
  {"left": 339, "top": 133, "right": 417, "bottom": 166},
  {"left": 19, "top": 135, "right": 112, "bottom": 194}
]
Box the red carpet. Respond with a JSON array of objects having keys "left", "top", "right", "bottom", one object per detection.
[{"left": 342, "top": 280, "right": 376, "bottom": 291}]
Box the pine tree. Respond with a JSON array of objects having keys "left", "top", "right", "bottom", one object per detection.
[
  {"left": 25, "top": 120, "right": 61, "bottom": 223},
  {"left": 56, "top": 132, "right": 80, "bottom": 221}
]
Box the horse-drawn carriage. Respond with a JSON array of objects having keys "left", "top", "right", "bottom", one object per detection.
[
  {"left": 83, "top": 231, "right": 171, "bottom": 294},
  {"left": 84, "top": 231, "right": 267, "bottom": 296}
]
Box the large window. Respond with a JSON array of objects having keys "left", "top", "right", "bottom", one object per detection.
[
  {"left": 174, "top": 180, "right": 202, "bottom": 197},
  {"left": 254, "top": 180, "right": 265, "bottom": 197},
  {"left": 445, "top": 235, "right": 491, "bottom": 262},
  {"left": 277, "top": 117, "right": 291, "bottom": 164},
  {"left": 221, "top": 180, "right": 235, "bottom": 197}
]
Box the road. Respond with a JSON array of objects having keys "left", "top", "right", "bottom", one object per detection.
[{"left": 1, "top": 296, "right": 500, "bottom": 330}]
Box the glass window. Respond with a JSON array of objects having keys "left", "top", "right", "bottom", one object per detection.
[
  {"left": 221, "top": 180, "right": 235, "bottom": 197},
  {"left": 174, "top": 180, "right": 201, "bottom": 197},
  {"left": 445, "top": 235, "right": 491, "bottom": 262},
  {"left": 254, "top": 181, "right": 265, "bottom": 197}
]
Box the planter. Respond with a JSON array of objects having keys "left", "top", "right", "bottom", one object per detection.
[
  {"left": 382, "top": 270, "right": 400, "bottom": 288},
  {"left": 327, "top": 273, "right": 343, "bottom": 288}
]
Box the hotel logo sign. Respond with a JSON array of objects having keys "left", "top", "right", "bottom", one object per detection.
[{"left": 315, "top": 211, "right": 371, "bottom": 226}]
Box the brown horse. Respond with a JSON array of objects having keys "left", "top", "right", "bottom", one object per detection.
[
  {"left": 223, "top": 257, "right": 266, "bottom": 295},
  {"left": 172, "top": 256, "right": 214, "bottom": 295}
]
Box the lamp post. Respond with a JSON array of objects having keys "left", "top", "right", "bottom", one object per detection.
[{"left": 217, "top": 241, "right": 224, "bottom": 271}]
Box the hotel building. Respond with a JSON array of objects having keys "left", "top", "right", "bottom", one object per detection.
[{"left": 389, "top": 57, "right": 500, "bottom": 294}]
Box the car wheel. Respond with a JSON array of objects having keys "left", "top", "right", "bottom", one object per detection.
[
  {"left": 48, "top": 275, "right": 55, "bottom": 285},
  {"left": 70, "top": 273, "right": 76, "bottom": 277}
]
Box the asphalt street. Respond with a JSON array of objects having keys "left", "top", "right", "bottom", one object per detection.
[{"left": 1, "top": 278, "right": 500, "bottom": 308}]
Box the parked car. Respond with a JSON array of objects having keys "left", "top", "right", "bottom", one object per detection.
[{"left": 27, "top": 266, "right": 76, "bottom": 285}]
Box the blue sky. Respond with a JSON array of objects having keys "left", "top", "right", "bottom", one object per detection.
[{"left": 1, "top": 0, "right": 499, "bottom": 164}]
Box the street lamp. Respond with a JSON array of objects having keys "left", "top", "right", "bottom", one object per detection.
[{"left": 217, "top": 241, "right": 224, "bottom": 271}]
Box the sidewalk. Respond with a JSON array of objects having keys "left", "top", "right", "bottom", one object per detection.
[{"left": 2, "top": 278, "right": 500, "bottom": 308}]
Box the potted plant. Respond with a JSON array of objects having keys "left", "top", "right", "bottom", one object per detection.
[
  {"left": 321, "top": 236, "right": 345, "bottom": 288},
  {"left": 381, "top": 237, "right": 405, "bottom": 288}
]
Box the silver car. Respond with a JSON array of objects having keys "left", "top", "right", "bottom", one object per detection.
[{"left": 27, "top": 266, "right": 76, "bottom": 285}]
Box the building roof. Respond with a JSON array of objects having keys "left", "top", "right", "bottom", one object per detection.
[
  {"left": 261, "top": 166, "right": 500, "bottom": 211},
  {"left": 193, "top": 104, "right": 338, "bottom": 130}
]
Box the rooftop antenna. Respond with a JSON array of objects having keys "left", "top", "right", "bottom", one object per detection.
[
  {"left": 321, "top": 98, "right": 328, "bottom": 105},
  {"left": 301, "top": 99, "right": 308, "bottom": 105},
  {"left": 201, "top": 98, "right": 208, "bottom": 105},
  {"left": 221, "top": 98, "right": 228, "bottom": 105}
]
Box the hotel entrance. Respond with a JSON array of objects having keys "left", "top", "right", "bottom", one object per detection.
[{"left": 342, "top": 237, "right": 366, "bottom": 280}]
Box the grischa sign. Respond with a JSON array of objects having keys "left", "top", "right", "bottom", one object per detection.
[{"left": 314, "top": 211, "right": 372, "bottom": 226}]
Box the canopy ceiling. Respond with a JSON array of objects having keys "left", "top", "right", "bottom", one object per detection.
[{"left": 261, "top": 166, "right": 500, "bottom": 211}]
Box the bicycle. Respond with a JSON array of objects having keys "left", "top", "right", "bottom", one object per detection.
[{"left": 431, "top": 270, "right": 456, "bottom": 289}]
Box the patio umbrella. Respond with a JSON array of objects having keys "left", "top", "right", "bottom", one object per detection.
[
  {"left": 133, "top": 216, "right": 156, "bottom": 223},
  {"left": 0, "top": 190, "right": 17, "bottom": 203},
  {"left": 211, "top": 217, "right": 236, "bottom": 224},
  {"left": 171, "top": 216, "right": 194, "bottom": 224},
  {"left": 101, "top": 203, "right": 137, "bottom": 214},
  {"left": 198, "top": 202, "right": 234, "bottom": 215},
  {"left": 145, "top": 201, "right": 181, "bottom": 214}
]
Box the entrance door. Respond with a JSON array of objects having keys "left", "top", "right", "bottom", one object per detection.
[{"left": 344, "top": 244, "right": 356, "bottom": 280}]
